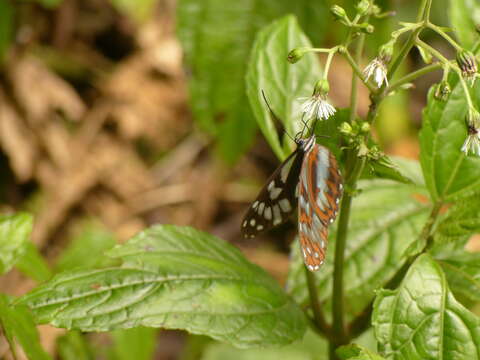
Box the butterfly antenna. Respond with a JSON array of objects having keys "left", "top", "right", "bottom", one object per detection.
[
  {"left": 299, "top": 113, "right": 310, "bottom": 138},
  {"left": 261, "top": 90, "right": 282, "bottom": 124}
]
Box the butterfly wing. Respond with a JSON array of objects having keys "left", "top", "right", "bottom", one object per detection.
[
  {"left": 241, "top": 148, "right": 304, "bottom": 238},
  {"left": 298, "top": 144, "right": 342, "bottom": 271}
]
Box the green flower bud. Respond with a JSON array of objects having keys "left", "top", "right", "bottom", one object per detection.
[
  {"left": 360, "top": 122, "right": 370, "bottom": 133},
  {"left": 356, "top": 0, "right": 371, "bottom": 16},
  {"left": 339, "top": 122, "right": 353, "bottom": 135},
  {"left": 330, "top": 5, "right": 350, "bottom": 26},
  {"left": 434, "top": 81, "right": 451, "bottom": 101},
  {"left": 356, "top": 22, "right": 374, "bottom": 34},
  {"left": 313, "top": 79, "right": 330, "bottom": 96},
  {"left": 466, "top": 108, "right": 480, "bottom": 128},
  {"left": 379, "top": 41, "right": 395, "bottom": 63},
  {"left": 456, "top": 50, "right": 478, "bottom": 84},
  {"left": 287, "top": 47, "right": 309, "bottom": 64}
]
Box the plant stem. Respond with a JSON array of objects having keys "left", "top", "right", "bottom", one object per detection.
[
  {"left": 349, "top": 35, "right": 367, "bottom": 123},
  {"left": 388, "top": 0, "right": 430, "bottom": 80},
  {"left": 388, "top": 62, "right": 442, "bottom": 92},
  {"left": 324, "top": 48, "right": 338, "bottom": 80},
  {"left": 341, "top": 48, "right": 375, "bottom": 93},
  {"left": 329, "top": 25, "right": 370, "bottom": 359},
  {"left": 427, "top": 23, "right": 463, "bottom": 51},
  {"left": 305, "top": 267, "right": 331, "bottom": 337}
]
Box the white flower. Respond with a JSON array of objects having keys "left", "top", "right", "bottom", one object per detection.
[
  {"left": 363, "top": 57, "right": 388, "bottom": 88},
  {"left": 461, "top": 125, "right": 480, "bottom": 156},
  {"left": 300, "top": 94, "right": 336, "bottom": 120}
]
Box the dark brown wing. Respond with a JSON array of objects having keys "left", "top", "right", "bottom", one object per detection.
[
  {"left": 241, "top": 148, "right": 304, "bottom": 238},
  {"left": 298, "top": 145, "right": 343, "bottom": 271}
]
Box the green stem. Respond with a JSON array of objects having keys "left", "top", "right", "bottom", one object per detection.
[
  {"left": 388, "top": 0, "right": 430, "bottom": 81},
  {"left": 457, "top": 71, "right": 475, "bottom": 109},
  {"left": 311, "top": 47, "right": 336, "bottom": 54},
  {"left": 331, "top": 152, "right": 366, "bottom": 343},
  {"left": 415, "top": 39, "right": 451, "bottom": 64},
  {"left": 348, "top": 34, "right": 367, "bottom": 123},
  {"left": 324, "top": 49, "right": 338, "bottom": 80},
  {"left": 341, "top": 48, "right": 376, "bottom": 93},
  {"left": 416, "top": 39, "right": 475, "bottom": 108},
  {"left": 305, "top": 267, "right": 331, "bottom": 338},
  {"left": 388, "top": 62, "right": 442, "bottom": 92},
  {"left": 427, "top": 23, "right": 463, "bottom": 51}
]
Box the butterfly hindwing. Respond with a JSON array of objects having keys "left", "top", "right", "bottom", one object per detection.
[
  {"left": 298, "top": 143, "right": 343, "bottom": 271},
  {"left": 241, "top": 148, "right": 304, "bottom": 238}
]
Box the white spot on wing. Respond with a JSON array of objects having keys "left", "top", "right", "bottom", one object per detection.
[
  {"left": 242, "top": 220, "right": 247, "bottom": 228},
  {"left": 280, "top": 156, "right": 295, "bottom": 183},
  {"left": 279, "top": 198, "right": 292, "bottom": 213},
  {"left": 268, "top": 181, "right": 275, "bottom": 191},
  {"left": 264, "top": 207, "right": 272, "bottom": 220},
  {"left": 257, "top": 202, "right": 265, "bottom": 215},
  {"left": 250, "top": 219, "right": 256, "bottom": 226},
  {"left": 272, "top": 205, "right": 282, "bottom": 225},
  {"left": 269, "top": 187, "right": 282, "bottom": 200},
  {"left": 256, "top": 224, "right": 264, "bottom": 231},
  {"left": 252, "top": 201, "right": 259, "bottom": 209}
]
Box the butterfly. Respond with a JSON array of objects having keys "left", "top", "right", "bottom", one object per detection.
[{"left": 241, "top": 98, "right": 343, "bottom": 272}]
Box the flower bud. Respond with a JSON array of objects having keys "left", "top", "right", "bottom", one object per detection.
[
  {"left": 379, "top": 41, "right": 395, "bottom": 63},
  {"left": 339, "top": 122, "right": 353, "bottom": 135},
  {"left": 330, "top": 5, "right": 350, "bottom": 26},
  {"left": 360, "top": 122, "right": 370, "bottom": 133},
  {"left": 466, "top": 108, "right": 480, "bottom": 128},
  {"left": 434, "top": 81, "right": 451, "bottom": 101},
  {"left": 356, "top": 22, "right": 374, "bottom": 34},
  {"left": 287, "top": 47, "right": 309, "bottom": 64},
  {"left": 456, "top": 50, "right": 478, "bottom": 84},
  {"left": 313, "top": 79, "right": 330, "bottom": 96},
  {"left": 356, "top": 0, "right": 371, "bottom": 16}
]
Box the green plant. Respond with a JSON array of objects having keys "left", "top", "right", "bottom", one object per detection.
[{"left": 1, "top": 0, "right": 480, "bottom": 359}]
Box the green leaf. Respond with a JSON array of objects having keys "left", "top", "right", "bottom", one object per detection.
[
  {"left": 438, "top": 251, "right": 480, "bottom": 304},
  {"left": 202, "top": 330, "right": 328, "bottom": 360},
  {"left": 246, "top": 15, "right": 322, "bottom": 160},
  {"left": 109, "top": 327, "right": 157, "bottom": 360},
  {"left": 110, "top": 0, "right": 157, "bottom": 23},
  {"left": 389, "top": 157, "right": 425, "bottom": 187},
  {"left": 373, "top": 254, "right": 480, "bottom": 359},
  {"left": 435, "top": 198, "right": 480, "bottom": 243},
  {"left": 177, "top": 0, "right": 328, "bottom": 163},
  {"left": 420, "top": 84, "right": 480, "bottom": 202},
  {"left": 287, "top": 180, "right": 430, "bottom": 318},
  {"left": 20, "top": 225, "right": 306, "bottom": 348},
  {"left": 337, "top": 344, "right": 385, "bottom": 360},
  {"left": 56, "top": 331, "right": 93, "bottom": 360},
  {"left": 362, "top": 155, "right": 414, "bottom": 184},
  {"left": 449, "top": 0, "right": 480, "bottom": 50},
  {"left": 0, "top": 294, "right": 52, "bottom": 360},
  {"left": 0, "top": 212, "right": 33, "bottom": 275},
  {"left": 314, "top": 108, "right": 348, "bottom": 161},
  {"left": 55, "top": 219, "right": 117, "bottom": 272},
  {"left": 16, "top": 242, "right": 52, "bottom": 282}
]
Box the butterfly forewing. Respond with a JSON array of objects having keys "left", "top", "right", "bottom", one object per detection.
[
  {"left": 241, "top": 148, "right": 304, "bottom": 238},
  {"left": 298, "top": 143, "right": 343, "bottom": 271}
]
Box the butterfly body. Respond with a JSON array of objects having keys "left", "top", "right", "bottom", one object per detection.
[{"left": 241, "top": 135, "right": 342, "bottom": 271}]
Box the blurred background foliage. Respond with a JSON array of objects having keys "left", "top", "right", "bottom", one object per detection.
[{"left": 0, "top": 0, "right": 465, "bottom": 358}]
